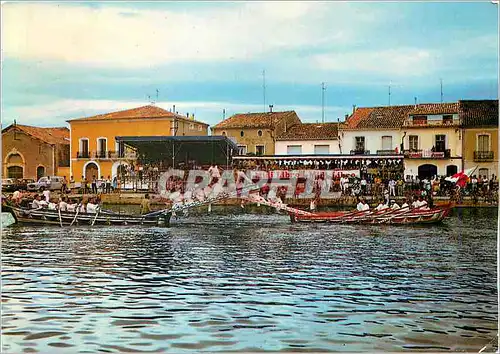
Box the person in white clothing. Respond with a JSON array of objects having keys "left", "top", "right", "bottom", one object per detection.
[
  {"left": 356, "top": 198, "right": 364, "bottom": 211},
  {"left": 59, "top": 197, "right": 69, "bottom": 212},
  {"left": 41, "top": 188, "right": 50, "bottom": 203},
  {"left": 31, "top": 194, "right": 43, "bottom": 209},
  {"left": 417, "top": 196, "right": 429, "bottom": 210},
  {"left": 48, "top": 199, "right": 58, "bottom": 210},
  {"left": 375, "top": 199, "right": 389, "bottom": 211},
  {"left": 400, "top": 197, "right": 409, "bottom": 210},
  {"left": 388, "top": 179, "right": 396, "bottom": 196},
  {"left": 390, "top": 200, "right": 400, "bottom": 210}
]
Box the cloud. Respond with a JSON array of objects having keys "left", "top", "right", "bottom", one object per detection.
[{"left": 1, "top": 2, "right": 362, "bottom": 67}]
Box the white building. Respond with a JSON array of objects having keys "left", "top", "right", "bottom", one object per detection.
[
  {"left": 275, "top": 123, "right": 340, "bottom": 155},
  {"left": 340, "top": 106, "right": 412, "bottom": 156}
]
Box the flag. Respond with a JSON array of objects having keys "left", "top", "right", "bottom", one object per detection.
[{"left": 445, "top": 166, "right": 478, "bottom": 188}]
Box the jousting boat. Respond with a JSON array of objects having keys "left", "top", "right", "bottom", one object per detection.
[
  {"left": 3, "top": 205, "right": 172, "bottom": 227},
  {"left": 289, "top": 206, "right": 451, "bottom": 225}
]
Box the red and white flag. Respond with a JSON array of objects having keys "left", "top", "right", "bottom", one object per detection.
[{"left": 445, "top": 166, "right": 478, "bottom": 188}]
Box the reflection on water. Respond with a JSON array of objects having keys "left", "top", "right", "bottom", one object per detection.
[{"left": 2, "top": 208, "right": 498, "bottom": 352}]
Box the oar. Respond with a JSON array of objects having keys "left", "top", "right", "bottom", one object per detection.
[
  {"left": 70, "top": 204, "right": 81, "bottom": 226},
  {"left": 91, "top": 207, "right": 100, "bottom": 226},
  {"left": 58, "top": 206, "right": 63, "bottom": 227}
]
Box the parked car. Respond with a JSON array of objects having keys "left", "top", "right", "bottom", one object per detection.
[
  {"left": 14, "top": 178, "right": 36, "bottom": 191},
  {"left": 27, "top": 176, "right": 64, "bottom": 191},
  {"left": 2, "top": 179, "right": 17, "bottom": 192}
]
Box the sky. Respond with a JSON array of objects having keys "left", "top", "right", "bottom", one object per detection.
[{"left": 1, "top": 1, "right": 498, "bottom": 129}]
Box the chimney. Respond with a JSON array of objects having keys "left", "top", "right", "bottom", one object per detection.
[
  {"left": 344, "top": 114, "right": 349, "bottom": 120},
  {"left": 269, "top": 104, "right": 274, "bottom": 113},
  {"left": 223, "top": 108, "right": 226, "bottom": 120},
  {"left": 173, "top": 104, "right": 176, "bottom": 113},
  {"left": 414, "top": 97, "right": 417, "bottom": 108},
  {"left": 352, "top": 105, "right": 356, "bottom": 114},
  {"left": 186, "top": 113, "right": 189, "bottom": 119}
]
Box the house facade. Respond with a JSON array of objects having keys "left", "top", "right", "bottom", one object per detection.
[
  {"left": 275, "top": 123, "right": 340, "bottom": 155},
  {"left": 459, "top": 99, "right": 498, "bottom": 178},
  {"left": 341, "top": 105, "right": 411, "bottom": 156},
  {"left": 67, "top": 105, "right": 208, "bottom": 180},
  {"left": 402, "top": 103, "right": 462, "bottom": 178},
  {"left": 211, "top": 110, "right": 302, "bottom": 156},
  {"left": 2, "top": 123, "right": 70, "bottom": 180}
]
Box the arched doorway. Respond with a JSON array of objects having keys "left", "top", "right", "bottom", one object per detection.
[
  {"left": 84, "top": 162, "right": 99, "bottom": 180},
  {"left": 7, "top": 166, "right": 23, "bottom": 179},
  {"left": 446, "top": 165, "right": 458, "bottom": 177},
  {"left": 37, "top": 166, "right": 45, "bottom": 180},
  {"left": 418, "top": 164, "right": 438, "bottom": 179}
]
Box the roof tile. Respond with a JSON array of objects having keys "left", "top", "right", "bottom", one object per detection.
[
  {"left": 409, "top": 102, "right": 458, "bottom": 115},
  {"left": 213, "top": 111, "right": 301, "bottom": 129},
  {"left": 459, "top": 100, "right": 499, "bottom": 127},
  {"left": 5, "top": 125, "right": 70, "bottom": 145},
  {"left": 276, "top": 123, "right": 339, "bottom": 141}
]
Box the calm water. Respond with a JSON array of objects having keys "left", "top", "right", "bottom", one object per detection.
[{"left": 2, "top": 208, "right": 498, "bottom": 352}]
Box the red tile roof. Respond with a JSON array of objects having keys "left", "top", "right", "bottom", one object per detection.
[
  {"left": 3, "top": 124, "right": 69, "bottom": 145},
  {"left": 459, "top": 100, "right": 499, "bottom": 127},
  {"left": 409, "top": 102, "right": 458, "bottom": 115},
  {"left": 68, "top": 105, "right": 208, "bottom": 125},
  {"left": 276, "top": 123, "right": 339, "bottom": 141},
  {"left": 344, "top": 107, "right": 374, "bottom": 129},
  {"left": 344, "top": 105, "right": 414, "bottom": 129},
  {"left": 213, "top": 111, "right": 301, "bottom": 129}
]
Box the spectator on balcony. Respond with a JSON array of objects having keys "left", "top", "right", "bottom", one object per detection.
[
  {"left": 360, "top": 177, "right": 367, "bottom": 196},
  {"left": 471, "top": 175, "right": 478, "bottom": 192},
  {"left": 383, "top": 187, "right": 389, "bottom": 205},
  {"left": 397, "top": 178, "right": 404, "bottom": 196}
]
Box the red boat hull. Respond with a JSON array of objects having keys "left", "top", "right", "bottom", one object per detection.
[{"left": 290, "top": 207, "right": 451, "bottom": 225}]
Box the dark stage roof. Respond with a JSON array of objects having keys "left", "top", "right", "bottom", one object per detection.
[{"left": 115, "top": 135, "right": 238, "bottom": 166}]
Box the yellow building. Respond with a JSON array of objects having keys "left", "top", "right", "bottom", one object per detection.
[
  {"left": 402, "top": 103, "right": 463, "bottom": 178},
  {"left": 212, "top": 110, "right": 301, "bottom": 155},
  {"left": 67, "top": 105, "right": 208, "bottom": 180},
  {"left": 460, "top": 100, "right": 499, "bottom": 178}
]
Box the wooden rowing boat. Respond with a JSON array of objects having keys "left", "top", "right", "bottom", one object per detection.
[
  {"left": 289, "top": 206, "right": 451, "bottom": 225},
  {"left": 3, "top": 205, "right": 171, "bottom": 227}
]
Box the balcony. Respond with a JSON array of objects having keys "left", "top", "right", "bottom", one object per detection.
[
  {"left": 76, "top": 151, "right": 90, "bottom": 159},
  {"left": 350, "top": 149, "right": 370, "bottom": 155},
  {"left": 404, "top": 119, "right": 460, "bottom": 127},
  {"left": 404, "top": 149, "right": 451, "bottom": 159},
  {"left": 474, "top": 151, "right": 494, "bottom": 162},
  {"left": 376, "top": 149, "right": 399, "bottom": 155}
]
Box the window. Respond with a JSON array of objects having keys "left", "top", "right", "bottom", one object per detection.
[
  {"left": 413, "top": 115, "right": 428, "bottom": 125},
  {"left": 446, "top": 165, "right": 458, "bottom": 177},
  {"left": 256, "top": 145, "right": 265, "bottom": 156},
  {"left": 117, "top": 141, "right": 125, "bottom": 158},
  {"left": 355, "top": 137, "right": 365, "bottom": 152},
  {"left": 97, "top": 138, "right": 107, "bottom": 158},
  {"left": 198, "top": 125, "right": 203, "bottom": 132},
  {"left": 287, "top": 145, "right": 302, "bottom": 155},
  {"left": 189, "top": 123, "right": 195, "bottom": 130},
  {"left": 314, "top": 145, "right": 329, "bottom": 154},
  {"left": 443, "top": 115, "right": 453, "bottom": 124},
  {"left": 435, "top": 135, "right": 446, "bottom": 152},
  {"left": 7, "top": 166, "right": 23, "bottom": 179},
  {"left": 258, "top": 130, "right": 263, "bottom": 137},
  {"left": 240, "top": 131, "right": 245, "bottom": 137},
  {"left": 478, "top": 168, "right": 489, "bottom": 179},
  {"left": 381, "top": 136, "right": 392, "bottom": 150},
  {"left": 222, "top": 131, "right": 226, "bottom": 136},
  {"left": 237, "top": 145, "right": 247, "bottom": 155},
  {"left": 478, "top": 134, "right": 490, "bottom": 152},
  {"left": 409, "top": 135, "right": 419, "bottom": 151},
  {"left": 79, "top": 138, "right": 89, "bottom": 158},
  {"left": 36, "top": 166, "right": 45, "bottom": 180}
]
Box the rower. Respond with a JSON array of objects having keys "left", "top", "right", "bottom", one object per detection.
[
  {"left": 390, "top": 200, "right": 400, "bottom": 210},
  {"left": 400, "top": 197, "right": 409, "bottom": 210},
  {"left": 417, "top": 196, "right": 429, "bottom": 210},
  {"left": 375, "top": 199, "right": 389, "bottom": 211},
  {"left": 411, "top": 196, "right": 419, "bottom": 209},
  {"left": 356, "top": 198, "right": 364, "bottom": 211},
  {"left": 31, "top": 194, "right": 43, "bottom": 209}
]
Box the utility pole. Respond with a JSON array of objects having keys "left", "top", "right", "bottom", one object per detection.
[
  {"left": 321, "top": 82, "right": 326, "bottom": 123},
  {"left": 263, "top": 70, "right": 266, "bottom": 112},
  {"left": 388, "top": 83, "right": 391, "bottom": 106},
  {"left": 440, "top": 78, "right": 443, "bottom": 103}
]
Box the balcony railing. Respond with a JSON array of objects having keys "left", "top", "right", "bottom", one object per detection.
[
  {"left": 350, "top": 149, "right": 370, "bottom": 155},
  {"left": 376, "top": 149, "right": 399, "bottom": 155},
  {"left": 76, "top": 151, "right": 90, "bottom": 158},
  {"left": 76, "top": 151, "right": 137, "bottom": 159},
  {"left": 403, "top": 149, "right": 451, "bottom": 159},
  {"left": 404, "top": 119, "right": 460, "bottom": 127},
  {"left": 474, "top": 151, "right": 494, "bottom": 162}
]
